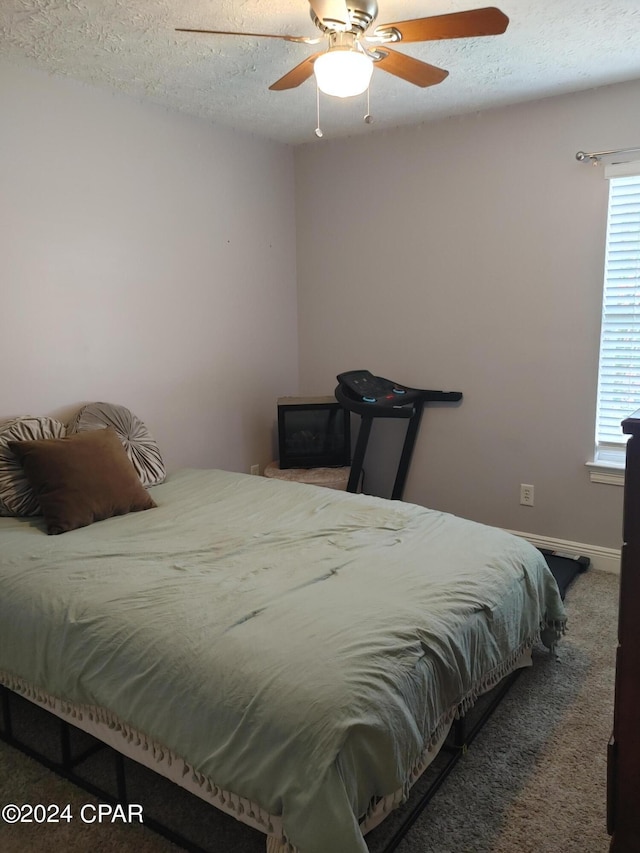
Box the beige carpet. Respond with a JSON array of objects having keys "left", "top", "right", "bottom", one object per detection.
[{"left": 0, "top": 570, "right": 617, "bottom": 853}]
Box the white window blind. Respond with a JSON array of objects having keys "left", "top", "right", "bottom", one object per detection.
[{"left": 596, "top": 164, "right": 640, "bottom": 457}]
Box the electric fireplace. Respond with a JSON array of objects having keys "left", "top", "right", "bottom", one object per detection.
[{"left": 277, "top": 396, "right": 351, "bottom": 469}]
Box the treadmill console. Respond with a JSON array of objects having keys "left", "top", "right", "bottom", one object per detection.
[
  {"left": 336, "top": 370, "right": 462, "bottom": 417},
  {"left": 336, "top": 370, "right": 419, "bottom": 407}
]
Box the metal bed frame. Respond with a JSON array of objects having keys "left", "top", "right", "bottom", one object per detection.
[{"left": 0, "top": 668, "right": 521, "bottom": 853}]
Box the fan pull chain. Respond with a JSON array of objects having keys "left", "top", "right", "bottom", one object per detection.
[
  {"left": 315, "top": 85, "right": 323, "bottom": 138},
  {"left": 364, "top": 85, "right": 372, "bottom": 124}
]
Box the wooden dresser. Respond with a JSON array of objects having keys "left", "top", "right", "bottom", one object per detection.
[{"left": 608, "top": 409, "right": 640, "bottom": 851}]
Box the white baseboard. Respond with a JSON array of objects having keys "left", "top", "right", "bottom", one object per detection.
[{"left": 504, "top": 529, "right": 621, "bottom": 575}]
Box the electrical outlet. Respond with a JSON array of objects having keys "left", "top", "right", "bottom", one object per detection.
[
  {"left": 250, "top": 464, "right": 260, "bottom": 476},
  {"left": 520, "top": 484, "right": 534, "bottom": 506}
]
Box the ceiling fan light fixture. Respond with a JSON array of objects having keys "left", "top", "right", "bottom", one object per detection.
[{"left": 314, "top": 47, "right": 373, "bottom": 98}]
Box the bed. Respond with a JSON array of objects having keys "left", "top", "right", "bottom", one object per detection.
[{"left": 0, "top": 413, "right": 566, "bottom": 853}]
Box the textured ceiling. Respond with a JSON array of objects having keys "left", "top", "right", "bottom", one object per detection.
[{"left": 2, "top": 0, "right": 639, "bottom": 145}]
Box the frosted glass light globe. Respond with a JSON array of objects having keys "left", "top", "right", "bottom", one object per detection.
[{"left": 314, "top": 49, "right": 373, "bottom": 98}]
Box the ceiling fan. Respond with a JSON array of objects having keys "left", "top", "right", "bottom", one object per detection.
[{"left": 176, "top": 0, "right": 509, "bottom": 99}]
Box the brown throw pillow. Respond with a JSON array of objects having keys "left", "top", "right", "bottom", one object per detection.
[{"left": 9, "top": 426, "right": 157, "bottom": 535}]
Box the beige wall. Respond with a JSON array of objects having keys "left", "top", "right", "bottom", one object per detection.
[
  {"left": 295, "top": 79, "right": 640, "bottom": 549},
  {"left": 3, "top": 57, "right": 638, "bottom": 552},
  {"left": 0, "top": 60, "right": 299, "bottom": 475}
]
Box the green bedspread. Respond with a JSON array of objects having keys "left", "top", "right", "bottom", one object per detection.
[{"left": 0, "top": 468, "right": 566, "bottom": 852}]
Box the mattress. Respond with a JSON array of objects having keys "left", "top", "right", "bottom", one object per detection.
[{"left": 0, "top": 468, "right": 566, "bottom": 852}]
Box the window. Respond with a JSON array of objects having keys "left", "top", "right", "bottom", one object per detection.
[{"left": 593, "top": 162, "right": 640, "bottom": 477}]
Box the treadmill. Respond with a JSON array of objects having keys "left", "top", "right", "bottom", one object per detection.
[{"left": 335, "top": 370, "right": 462, "bottom": 500}]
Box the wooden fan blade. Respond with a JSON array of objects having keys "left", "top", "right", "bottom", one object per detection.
[
  {"left": 270, "top": 53, "right": 322, "bottom": 91},
  {"left": 175, "top": 28, "right": 318, "bottom": 45},
  {"left": 308, "top": 0, "right": 350, "bottom": 27},
  {"left": 375, "top": 7, "right": 509, "bottom": 43},
  {"left": 374, "top": 47, "right": 448, "bottom": 88}
]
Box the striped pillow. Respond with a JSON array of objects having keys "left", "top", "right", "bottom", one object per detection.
[
  {"left": 67, "top": 402, "right": 165, "bottom": 488},
  {"left": 0, "top": 416, "right": 67, "bottom": 516}
]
